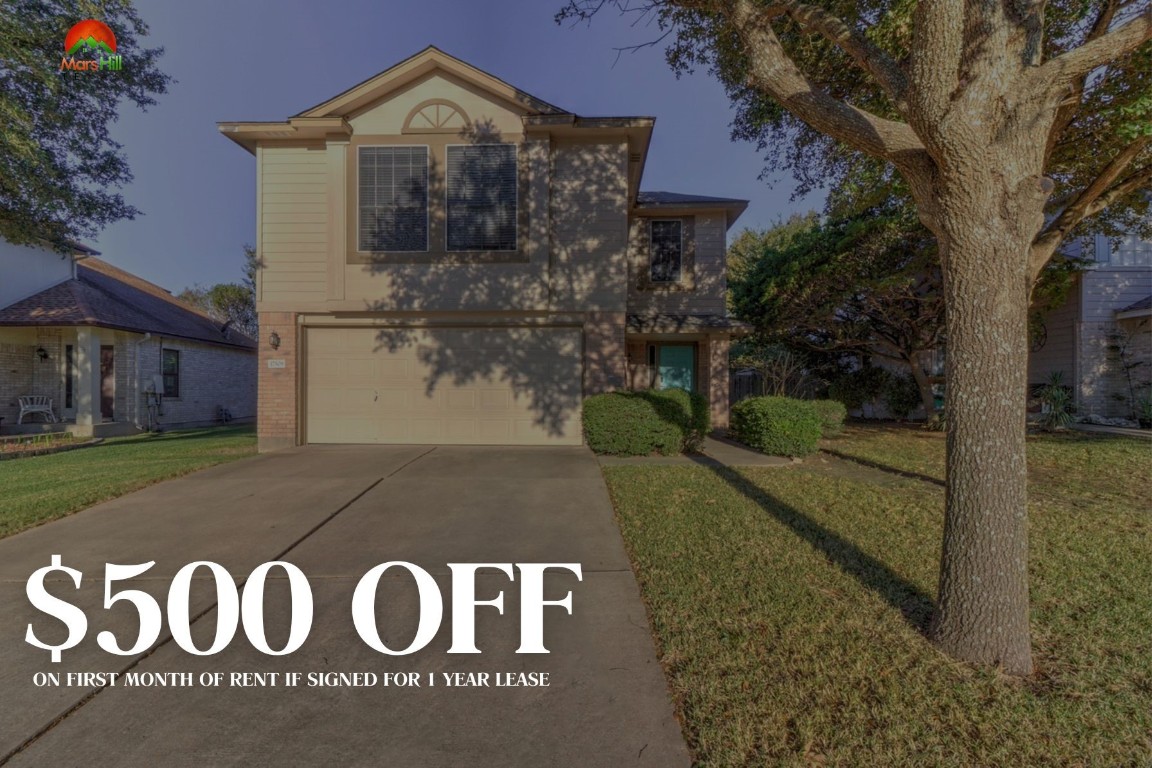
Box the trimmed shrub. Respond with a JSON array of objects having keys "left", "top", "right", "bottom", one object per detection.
[
  {"left": 647, "top": 387, "right": 711, "bottom": 452},
  {"left": 810, "top": 399, "right": 847, "bottom": 437},
  {"left": 883, "top": 373, "right": 922, "bottom": 420},
  {"left": 827, "top": 366, "right": 889, "bottom": 411},
  {"left": 583, "top": 388, "right": 710, "bottom": 456},
  {"left": 730, "top": 396, "right": 822, "bottom": 457}
]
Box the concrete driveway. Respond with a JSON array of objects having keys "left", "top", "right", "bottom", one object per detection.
[{"left": 0, "top": 446, "right": 690, "bottom": 767}]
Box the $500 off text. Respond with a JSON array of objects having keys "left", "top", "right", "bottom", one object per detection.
[{"left": 25, "top": 556, "right": 582, "bottom": 661}]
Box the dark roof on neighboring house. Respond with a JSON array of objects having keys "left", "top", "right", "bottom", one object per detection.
[
  {"left": 627, "top": 313, "right": 753, "bottom": 334},
  {"left": 1119, "top": 295, "right": 1152, "bottom": 313},
  {"left": 0, "top": 258, "right": 256, "bottom": 350},
  {"left": 636, "top": 191, "right": 749, "bottom": 227},
  {"left": 637, "top": 191, "right": 748, "bottom": 207}
]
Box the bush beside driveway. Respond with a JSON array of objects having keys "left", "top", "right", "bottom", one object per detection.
[
  {"left": 0, "top": 425, "right": 256, "bottom": 538},
  {"left": 602, "top": 426, "right": 1151, "bottom": 766}
]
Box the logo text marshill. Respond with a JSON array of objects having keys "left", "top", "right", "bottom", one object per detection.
[{"left": 59, "top": 55, "right": 123, "bottom": 71}]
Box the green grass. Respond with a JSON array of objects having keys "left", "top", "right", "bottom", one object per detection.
[
  {"left": 0, "top": 425, "right": 256, "bottom": 538},
  {"left": 603, "top": 426, "right": 1152, "bottom": 766}
]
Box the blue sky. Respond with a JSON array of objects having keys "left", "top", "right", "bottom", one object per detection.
[{"left": 94, "top": 0, "right": 823, "bottom": 291}]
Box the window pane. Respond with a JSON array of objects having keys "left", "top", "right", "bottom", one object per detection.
[
  {"left": 359, "top": 147, "right": 429, "bottom": 251},
  {"left": 1114, "top": 235, "right": 1152, "bottom": 267},
  {"left": 446, "top": 144, "right": 517, "bottom": 251},
  {"left": 651, "top": 220, "right": 682, "bottom": 282},
  {"left": 65, "top": 345, "right": 74, "bottom": 409},
  {"left": 162, "top": 350, "right": 179, "bottom": 397}
]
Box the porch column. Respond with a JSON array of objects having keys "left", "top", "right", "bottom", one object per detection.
[
  {"left": 708, "top": 334, "right": 730, "bottom": 429},
  {"left": 75, "top": 327, "right": 101, "bottom": 427}
]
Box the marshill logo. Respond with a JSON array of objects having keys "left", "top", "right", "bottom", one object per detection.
[{"left": 60, "top": 19, "right": 122, "bottom": 72}]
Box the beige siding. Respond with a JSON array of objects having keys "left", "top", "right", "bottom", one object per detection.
[
  {"left": 259, "top": 145, "right": 329, "bottom": 305},
  {"left": 1028, "top": 279, "right": 1079, "bottom": 386},
  {"left": 627, "top": 213, "right": 727, "bottom": 315},
  {"left": 549, "top": 139, "right": 629, "bottom": 312}
]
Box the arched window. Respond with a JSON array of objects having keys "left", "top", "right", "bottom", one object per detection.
[{"left": 402, "top": 99, "right": 470, "bottom": 134}]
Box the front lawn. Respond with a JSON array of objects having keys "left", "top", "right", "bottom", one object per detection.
[
  {"left": 0, "top": 425, "right": 256, "bottom": 538},
  {"left": 603, "top": 427, "right": 1152, "bottom": 766}
]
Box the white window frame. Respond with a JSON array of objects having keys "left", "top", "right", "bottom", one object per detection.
[
  {"left": 356, "top": 144, "right": 431, "bottom": 254},
  {"left": 444, "top": 143, "right": 519, "bottom": 253}
]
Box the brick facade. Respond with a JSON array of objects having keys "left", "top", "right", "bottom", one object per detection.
[
  {"left": 0, "top": 341, "right": 34, "bottom": 427},
  {"left": 137, "top": 336, "right": 257, "bottom": 428},
  {"left": 0, "top": 327, "right": 255, "bottom": 433},
  {"left": 257, "top": 312, "right": 298, "bottom": 451},
  {"left": 583, "top": 312, "right": 628, "bottom": 396}
]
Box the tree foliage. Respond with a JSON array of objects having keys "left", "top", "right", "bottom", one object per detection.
[
  {"left": 0, "top": 0, "right": 171, "bottom": 247},
  {"left": 729, "top": 202, "right": 1085, "bottom": 412},
  {"left": 732, "top": 206, "right": 941, "bottom": 361},
  {"left": 177, "top": 245, "right": 258, "bottom": 339},
  {"left": 559, "top": 0, "right": 1152, "bottom": 271}
]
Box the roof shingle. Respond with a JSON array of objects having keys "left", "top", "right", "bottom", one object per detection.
[{"left": 0, "top": 258, "right": 256, "bottom": 349}]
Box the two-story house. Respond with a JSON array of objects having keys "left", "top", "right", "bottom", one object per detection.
[
  {"left": 220, "top": 47, "right": 746, "bottom": 451},
  {"left": 1029, "top": 231, "right": 1152, "bottom": 420}
]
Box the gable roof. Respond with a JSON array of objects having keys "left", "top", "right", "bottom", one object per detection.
[
  {"left": 0, "top": 258, "right": 256, "bottom": 350},
  {"left": 294, "top": 46, "right": 569, "bottom": 119}
]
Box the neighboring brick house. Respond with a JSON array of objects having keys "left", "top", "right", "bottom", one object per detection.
[
  {"left": 0, "top": 239, "right": 257, "bottom": 436},
  {"left": 220, "top": 47, "right": 747, "bottom": 451},
  {"left": 1029, "top": 232, "right": 1152, "bottom": 420}
]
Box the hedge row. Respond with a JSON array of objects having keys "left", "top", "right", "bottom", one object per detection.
[
  {"left": 583, "top": 388, "right": 710, "bottom": 456},
  {"left": 729, "top": 396, "right": 846, "bottom": 457}
]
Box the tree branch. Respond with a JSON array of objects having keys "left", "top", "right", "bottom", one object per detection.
[
  {"left": 1043, "top": 0, "right": 1120, "bottom": 164},
  {"left": 1030, "top": 137, "right": 1151, "bottom": 279},
  {"left": 726, "top": 0, "right": 927, "bottom": 166},
  {"left": 767, "top": 2, "right": 908, "bottom": 109},
  {"left": 906, "top": 0, "right": 964, "bottom": 130},
  {"left": 1035, "top": 5, "right": 1152, "bottom": 86}
]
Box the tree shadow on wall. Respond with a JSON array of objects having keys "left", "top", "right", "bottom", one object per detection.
[{"left": 355, "top": 114, "right": 632, "bottom": 438}]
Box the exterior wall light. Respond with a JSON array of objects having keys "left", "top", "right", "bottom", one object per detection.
[
  {"left": 36, "top": 347, "right": 49, "bottom": 361},
  {"left": 269, "top": 331, "right": 281, "bottom": 350}
]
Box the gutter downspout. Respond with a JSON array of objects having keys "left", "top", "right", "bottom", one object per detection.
[{"left": 134, "top": 333, "right": 151, "bottom": 429}]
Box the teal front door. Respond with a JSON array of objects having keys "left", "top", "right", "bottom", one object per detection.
[{"left": 657, "top": 345, "right": 695, "bottom": 391}]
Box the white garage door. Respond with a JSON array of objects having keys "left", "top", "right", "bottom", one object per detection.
[{"left": 305, "top": 326, "right": 583, "bottom": 445}]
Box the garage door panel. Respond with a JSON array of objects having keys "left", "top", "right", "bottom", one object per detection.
[
  {"left": 309, "top": 417, "right": 378, "bottom": 444},
  {"left": 306, "top": 327, "right": 582, "bottom": 445}
]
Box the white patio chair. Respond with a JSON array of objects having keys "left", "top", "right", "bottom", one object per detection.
[{"left": 17, "top": 396, "right": 57, "bottom": 424}]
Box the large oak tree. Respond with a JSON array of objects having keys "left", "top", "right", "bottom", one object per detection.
[{"left": 561, "top": 0, "right": 1152, "bottom": 675}]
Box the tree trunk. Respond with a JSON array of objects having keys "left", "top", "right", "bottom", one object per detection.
[
  {"left": 929, "top": 201, "right": 1034, "bottom": 676},
  {"left": 908, "top": 351, "right": 937, "bottom": 416}
]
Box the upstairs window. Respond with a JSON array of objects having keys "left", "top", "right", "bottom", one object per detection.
[
  {"left": 650, "top": 220, "right": 683, "bottom": 283},
  {"left": 446, "top": 144, "right": 517, "bottom": 251},
  {"left": 1113, "top": 234, "right": 1152, "bottom": 267},
  {"left": 358, "top": 146, "right": 429, "bottom": 252}
]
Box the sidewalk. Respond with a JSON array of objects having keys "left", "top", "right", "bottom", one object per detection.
[{"left": 1071, "top": 423, "right": 1152, "bottom": 440}]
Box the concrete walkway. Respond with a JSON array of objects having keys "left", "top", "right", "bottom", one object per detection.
[
  {"left": 1071, "top": 423, "right": 1152, "bottom": 440},
  {"left": 0, "top": 446, "right": 689, "bottom": 767},
  {"left": 598, "top": 435, "right": 794, "bottom": 467}
]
